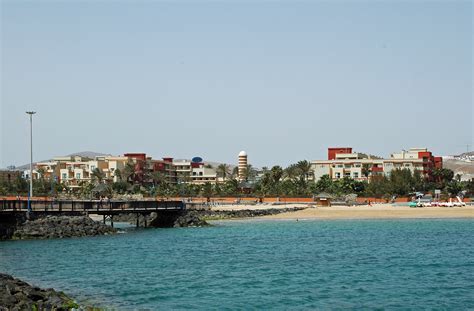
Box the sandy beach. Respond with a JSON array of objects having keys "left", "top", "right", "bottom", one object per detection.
[{"left": 211, "top": 204, "right": 474, "bottom": 220}]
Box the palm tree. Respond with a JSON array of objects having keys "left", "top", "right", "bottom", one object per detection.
[
  {"left": 362, "top": 163, "right": 372, "bottom": 180},
  {"left": 295, "top": 160, "right": 312, "bottom": 181},
  {"left": 217, "top": 164, "right": 230, "bottom": 180},
  {"left": 245, "top": 164, "right": 257, "bottom": 181},
  {"left": 271, "top": 166, "right": 284, "bottom": 184},
  {"left": 284, "top": 164, "right": 299, "bottom": 181},
  {"left": 36, "top": 167, "right": 46, "bottom": 181},
  {"left": 150, "top": 171, "right": 167, "bottom": 187},
  {"left": 231, "top": 166, "right": 239, "bottom": 179},
  {"left": 114, "top": 168, "right": 122, "bottom": 182},
  {"left": 123, "top": 161, "right": 136, "bottom": 183},
  {"left": 91, "top": 168, "right": 105, "bottom": 184}
]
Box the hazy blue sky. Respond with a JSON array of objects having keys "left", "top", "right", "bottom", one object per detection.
[{"left": 1, "top": 0, "right": 472, "bottom": 168}]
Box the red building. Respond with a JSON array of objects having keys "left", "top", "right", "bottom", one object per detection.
[{"left": 328, "top": 147, "right": 353, "bottom": 160}]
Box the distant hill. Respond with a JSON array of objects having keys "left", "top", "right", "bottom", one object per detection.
[
  {"left": 443, "top": 151, "right": 474, "bottom": 181},
  {"left": 65, "top": 151, "right": 112, "bottom": 158}
]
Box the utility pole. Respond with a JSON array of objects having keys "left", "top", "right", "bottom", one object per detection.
[{"left": 26, "top": 111, "right": 36, "bottom": 213}]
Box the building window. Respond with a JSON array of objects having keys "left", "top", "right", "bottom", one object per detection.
[
  {"left": 337, "top": 165, "right": 343, "bottom": 168},
  {"left": 335, "top": 172, "right": 341, "bottom": 179},
  {"left": 353, "top": 172, "right": 359, "bottom": 178},
  {"left": 344, "top": 172, "right": 351, "bottom": 177},
  {"left": 91, "top": 165, "right": 96, "bottom": 171},
  {"left": 76, "top": 173, "right": 81, "bottom": 179},
  {"left": 355, "top": 164, "right": 361, "bottom": 168},
  {"left": 62, "top": 173, "right": 67, "bottom": 179}
]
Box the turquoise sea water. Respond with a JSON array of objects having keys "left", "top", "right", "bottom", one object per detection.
[{"left": 0, "top": 219, "right": 473, "bottom": 310}]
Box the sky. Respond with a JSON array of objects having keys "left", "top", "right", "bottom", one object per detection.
[{"left": 1, "top": 0, "right": 472, "bottom": 168}]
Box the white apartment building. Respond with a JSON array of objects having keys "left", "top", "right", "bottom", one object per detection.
[
  {"left": 312, "top": 147, "right": 440, "bottom": 182},
  {"left": 190, "top": 166, "right": 218, "bottom": 184},
  {"left": 172, "top": 159, "right": 219, "bottom": 184}
]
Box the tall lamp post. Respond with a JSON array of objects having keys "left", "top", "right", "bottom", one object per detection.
[{"left": 26, "top": 111, "right": 36, "bottom": 213}]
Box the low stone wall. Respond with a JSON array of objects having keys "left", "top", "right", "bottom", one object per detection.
[
  {"left": 0, "top": 273, "right": 79, "bottom": 310},
  {"left": 12, "top": 215, "right": 116, "bottom": 240}
]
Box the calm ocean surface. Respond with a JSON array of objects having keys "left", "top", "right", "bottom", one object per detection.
[{"left": 1, "top": 219, "right": 473, "bottom": 310}]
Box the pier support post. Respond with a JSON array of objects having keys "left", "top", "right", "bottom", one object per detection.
[
  {"left": 144, "top": 214, "right": 147, "bottom": 228},
  {"left": 110, "top": 215, "right": 114, "bottom": 228},
  {"left": 103, "top": 215, "right": 106, "bottom": 224},
  {"left": 136, "top": 214, "right": 139, "bottom": 228}
]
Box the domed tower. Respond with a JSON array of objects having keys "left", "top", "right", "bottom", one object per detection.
[{"left": 238, "top": 151, "right": 247, "bottom": 181}]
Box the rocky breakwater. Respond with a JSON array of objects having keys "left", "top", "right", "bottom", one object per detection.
[
  {"left": 0, "top": 273, "right": 79, "bottom": 310},
  {"left": 115, "top": 211, "right": 210, "bottom": 228},
  {"left": 198, "top": 207, "right": 306, "bottom": 220},
  {"left": 173, "top": 211, "right": 209, "bottom": 227},
  {"left": 115, "top": 207, "right": 306, "bottom": 228},
  {"left": 12, "top": 215, "right": 116, "bottom": 240}
]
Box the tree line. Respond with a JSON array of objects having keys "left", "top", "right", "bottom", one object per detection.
[{"left": 1, "top": 161, "right": 472, "bottom": 200}]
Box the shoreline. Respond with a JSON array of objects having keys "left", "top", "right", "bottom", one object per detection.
[{"left": 209, "top": 204, "right": 474, "bottom": 220}]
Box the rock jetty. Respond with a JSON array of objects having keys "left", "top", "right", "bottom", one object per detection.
[
  {"left": 115, "top": 207, "right": 305, "bottom": 228},
  {"left": 198, "top": 207, "right": 305, "bottom": 220},
  {"left": 173, "top": 211, "right": 209, "bottom": 227},
  {"left": 114, "top": 211, "right": 210, "bottom": 228},
  {"left": 0, "top": 273, "right": 79, "bottom": 310},
  {"left": 12, "top": 215, "right": 116, "bottom": 240}
]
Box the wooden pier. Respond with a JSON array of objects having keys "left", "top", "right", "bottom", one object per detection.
[{"left": 0, "top": 199, "right": 185, "bottom": 228}]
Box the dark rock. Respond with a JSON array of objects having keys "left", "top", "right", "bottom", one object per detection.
[
  {"left": 11, "top": 216, "right": 116, "bottom": 240},
  {"left": 173, "top": 211, "right": 209, "bottom": 227},
  {"left": 0, "top": 273, "right": 79, "bottom": 310},
  {"left": 192, "top": 207, "right": 305, "bottom": 220}
]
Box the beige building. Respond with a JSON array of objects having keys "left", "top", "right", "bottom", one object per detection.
[
  {"left": 172, "top": 159, "right": 218, "bottom": 185},
  {"left": 32, "top": 155, "right": 130, "bottom": 188},
  {"left": 312, "top": 147, "right": 438, "bottom": 182},
  {"left": 190, "top": 165, "right": 218, "bottom": 184},
  {"left": 31, "top": 153, "right": 226, "bottom": 187}
]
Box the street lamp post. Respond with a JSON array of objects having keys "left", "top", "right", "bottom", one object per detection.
[{"left": 26, "top": 111, "right": 36, "bottom": 213}]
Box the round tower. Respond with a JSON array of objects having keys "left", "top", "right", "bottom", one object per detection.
[{"left": 238, "top": 151, "right": 247, "bottom": 181}]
